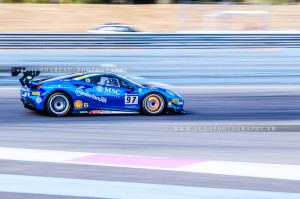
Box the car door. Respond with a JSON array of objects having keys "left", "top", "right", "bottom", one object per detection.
[
  {"left": 94, "top": 75, "right": 139, "bottom": 110},
  {"left": 119, "top": 78, "right": 140, "bottom": 110},
  {"left": 73, "top": 74, "right": 106, "bottom": 110}
]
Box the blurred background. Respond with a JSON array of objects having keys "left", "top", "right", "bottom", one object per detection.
[
  {"left": 0, "top": 1, "right": 300, "bottom": 199},
  {"left": 0, "top": 1, "right": 299, "bottom": 32}
]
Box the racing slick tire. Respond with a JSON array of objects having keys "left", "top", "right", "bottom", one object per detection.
[
  {"left": 46, "top": 92, "right": 72, "bottom": 117},
  {"left": 141, "top": 93, "right": 165, "bottom": 116}
]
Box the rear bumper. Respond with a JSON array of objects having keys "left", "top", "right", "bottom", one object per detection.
[{"left": 21, "top": 98, "right": 36, "bottom": 110}]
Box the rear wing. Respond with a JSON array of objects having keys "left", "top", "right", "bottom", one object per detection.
[{"left": 11, "top": 67, "right": 40, "bottom": 87}]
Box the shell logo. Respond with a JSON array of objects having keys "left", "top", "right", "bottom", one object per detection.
[{"left": 74, "top": 100, "right": 83, "bottom": 109}]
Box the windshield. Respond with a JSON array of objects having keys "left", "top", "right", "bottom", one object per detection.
[{"left": 115, "top": 74, "right": 142, "bottom": 87}]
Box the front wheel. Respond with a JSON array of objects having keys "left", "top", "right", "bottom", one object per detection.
[
  {"left": 46, "top": 92, "right": 72, "bottom": 117},
  {"left": 141, "top": 93, "right": 165, "bottom": 116}
]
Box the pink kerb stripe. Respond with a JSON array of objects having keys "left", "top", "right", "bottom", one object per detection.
[{"left": 71, "top": 155, "right": 205, "bottom": 168}]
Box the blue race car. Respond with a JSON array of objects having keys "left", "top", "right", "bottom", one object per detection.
[{"left": 12, "top": 68, "right": 185, "bottom": 117}]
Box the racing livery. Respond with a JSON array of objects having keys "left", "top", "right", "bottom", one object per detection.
[{"left": 12, "top": 68, "right": 185, "bottom": 117}]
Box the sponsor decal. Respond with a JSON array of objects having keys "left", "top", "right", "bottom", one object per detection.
[
  {"left": 110, "top": 110, "right": 138, "bottom": 114},
  {"left": 89, "top": 110, "right": 138, "bottom": 115},
  {"left": 96, "top": 85, "right": 104, "bottom": 93},
  {"left": 35, "top": 97, "right": 42, "bottom": 104},
  {"left": 125, "top": 105, "right": 137, "bottom": 109},
  {"left": 172, "top": 98, "right": 180, "bottom": 102},
  {"left": 75, "top": 88, "right": 107, "bottom": 103},
  {"left": 74, "top": 100, "right": 83, "bottom": 109},
  {"left": 43, "top": 86, "right": 72, "bottom": 89},
  {"left": 31, "top": 92, "right": 40, "bottom": 96},
  {"left": 97, "top": 86, "right": 122, "bottom": 98},
  {"left": 79, "top": 111, "right": 88, "bottom": 114},
  {"left": 125, "top": 93, "right": 138, "bottom": 105},
  {"left": 43, "top": 85, "right": 72, "bottom": 89},
  {"left": 21, "top": 92, "right": 27, "bottom": 97},
  {"left": 21, "top": 87, "right": 28, "bottom": 91},
  {"left": 89, "top": 110, "right": 105, "bottom": 114},
  {"left": 84, "top": 103, "right": 88, "bottom": 108}
]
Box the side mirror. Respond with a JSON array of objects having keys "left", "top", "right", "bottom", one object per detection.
[{"left": 127, "top": 85, "right": 135, "bottom": 91}]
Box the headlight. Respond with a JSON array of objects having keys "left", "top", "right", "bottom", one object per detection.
[{"left": 166, "top": 90, "right": 182, "bottom": 98}]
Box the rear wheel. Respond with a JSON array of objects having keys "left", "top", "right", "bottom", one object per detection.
[
  {"left": 141, "top": 93, "right": 165, "bottom": 115},
  {"left": 46, "top": 92, "right": 71, "bottom": 117}
]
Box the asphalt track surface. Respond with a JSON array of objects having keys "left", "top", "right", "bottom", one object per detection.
[{"left": 0, "top": 88, "right": 300, "bottom": 198}]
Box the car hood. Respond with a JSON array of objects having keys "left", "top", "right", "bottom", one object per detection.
[{"left": 142, "top": 84, "right": 183, "bottom": 100}]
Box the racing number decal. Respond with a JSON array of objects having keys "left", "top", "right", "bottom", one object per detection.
[
  {"left": 126, "top": 96, "right": 137, "bottom": 104},
  {"left": 125, "top": 94, "right": 138, "bottom": 104}
]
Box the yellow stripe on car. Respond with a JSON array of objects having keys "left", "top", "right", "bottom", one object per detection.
[
  {"left": 73, "top": 75, "right": 88, "bottom": 80},
  {"left": 73, "top": 74, "right": 98, "bottom": 80}
]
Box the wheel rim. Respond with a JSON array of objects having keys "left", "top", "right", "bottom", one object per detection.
[
  {"left": 49, "top": 94, "right": 69, "bottom": 115},
  {"left": 145, "top": 94, "right": 164, "bottom": 114}
]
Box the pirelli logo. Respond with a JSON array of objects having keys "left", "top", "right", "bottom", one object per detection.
[{"left": 31, "top": 92, "right": 40, "bottom": 96}]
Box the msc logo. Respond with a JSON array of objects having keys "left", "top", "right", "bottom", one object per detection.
[
  {"left": 97, "top": 85, "right": 104, "bottom": 93},
  {"left": 104, "top": 87, "right": 121, "bottom": 95},
  {"left": 97, "top": 86, "right": 122, "bottom": 97}
]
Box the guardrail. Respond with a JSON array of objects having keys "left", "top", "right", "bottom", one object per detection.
[{"left": 1, "top": 32, "right": 300, "bottom": 49}]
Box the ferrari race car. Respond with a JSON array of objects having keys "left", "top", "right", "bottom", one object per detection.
[{"left": 12, "top": 68, "right": 185, "bottom": 117}]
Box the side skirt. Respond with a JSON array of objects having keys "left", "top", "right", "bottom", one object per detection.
[{"left": 73, "top": 109, "right": 140, "bottom": 115}]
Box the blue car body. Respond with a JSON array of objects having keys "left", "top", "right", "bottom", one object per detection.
[{"left": 19, "top": 72, "right": 185, "bottom": 115}]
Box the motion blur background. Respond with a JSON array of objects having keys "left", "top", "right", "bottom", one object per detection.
[
  {"left": 0, "top": 1, "right": 300, "bottom": 32},
  {"left": 0, "top": 1, "right": 300, "bottom": 199}
]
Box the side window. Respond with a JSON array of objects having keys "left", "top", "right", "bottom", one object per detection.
[
  {"left": 96, "top": 76, "right": 120, "bottom": 87},
  {"left": 117, "top": 27, "right": 128, "bottom": 32},
  {"left": 119, "top": 79, "right": 130, "bottom": 88},
  {"left": 97, "top": 26, "right": 115, "bottom": 31},
  {"left": 127, "top": 27, "right": 136, "bottom": 32}
]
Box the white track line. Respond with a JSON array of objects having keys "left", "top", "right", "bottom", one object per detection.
[
  {"left": 1, "top": 174, "right": 300, "bottom": 199},
  {"left": 0, "top": 147, "right": 299, "bottom": 181}
]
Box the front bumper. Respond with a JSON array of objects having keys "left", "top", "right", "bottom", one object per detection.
[
  {"left": 167, "top": 108, "right": 185, "bottom": 114},
  {"left": 167, "top": 99, "right": 185, "bottom": 114}
]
